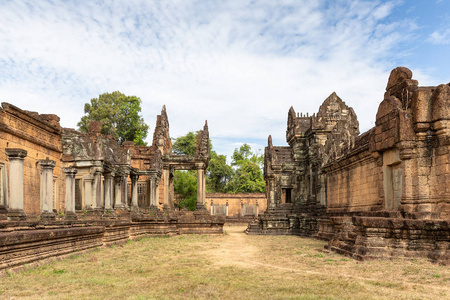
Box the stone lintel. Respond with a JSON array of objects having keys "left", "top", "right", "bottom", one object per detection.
[{"left": 83, "top": 174, "right": 94, "bottom": 181}]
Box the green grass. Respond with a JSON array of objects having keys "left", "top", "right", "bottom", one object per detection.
[{"left": 0, "top": 226, "right": 448, "bottom": 299}]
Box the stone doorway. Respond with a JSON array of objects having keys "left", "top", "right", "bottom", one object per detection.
[{"left": 383, "top": 149, "right": 402, "bottom": 211}]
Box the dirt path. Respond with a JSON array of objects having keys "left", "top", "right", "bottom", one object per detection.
[
  {"left": 204, "top": 226, "right": 314, "bottom": 273},
  {"left": 205, "top": 226, "right": 259, "bottom": 269},
  {"left": 204, "top": 226, "right": 345, "bottom": 275}
]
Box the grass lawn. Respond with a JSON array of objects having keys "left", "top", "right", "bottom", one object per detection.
[{"left": 0, "top": 226, "right": 448, "bottom": 299}]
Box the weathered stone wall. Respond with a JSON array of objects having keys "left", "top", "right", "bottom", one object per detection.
[
  {"left": 324, "top": 213, "right": 449, "bottom": 263},
  {"left": 205, "top": 193, "right": 266, "bottom": 218},
  {"left": 325, "top": 131, "right": 381, "bottom": 212},
  {"left": 0, "top": 212, "right": 224, "bottom": 272},
  {"left": 0, "top": 103, "right": 64, "bottom": 218}
]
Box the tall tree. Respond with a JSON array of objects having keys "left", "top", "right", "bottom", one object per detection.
[
  {"left": 226, "top": 144, "right": 265, "bottom": 193},
  {"left": 207, "top": 150, "right": 233, "bottom": 193},
  {"left": 172, "top": 131, "right": 198, "bottom": 155},
  {"left": 77, "top": 91, "right": 149, "bottom": 145},
  {"left": 173, "top": 170, "right": 197, "bottom": 211}
]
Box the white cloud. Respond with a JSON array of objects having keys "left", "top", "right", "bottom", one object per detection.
[
  {"left": 428, "top": 29, "right": 450, "bottom": 45},
  {"left": 0, "top": 0, "right": 440, "bottom": 158}
]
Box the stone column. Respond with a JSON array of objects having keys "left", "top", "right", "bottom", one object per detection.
[
  {"left": 268, "top": 177, "right": 276, "bottom": 209},
  {"left": 256, "top": 200, "right": 259, "bottom": 217},
  {"left": 83, "top": 174, "right": 94, "bottom": 210},
  {"left": 5, "top": 148, "right": 27, "bottom": 220},
  {"left": 122, "top": 174, "right": 129, "bottom": 209},
  {"left": 114, "top": 175, "right": 123, "bottom": 209},
  {"left": 63, "top": 168, "right": 78, "bottom": 220},
  {"left": 196, "top": 165, "right": 206, "bottom": 210},
  {"left": 169, "top": 171, "right": 174, "bottom": 209},
  {"left": 163, "top": 167, "right": 170, "bottom": 210},
  {"left": 92, "top": 170, "right": 102, "bottom": 210},
  {"left": 130, "top": 174, "right": 139, "bottom": 209},
  {"left": 103, "top": 172, "right": 114, "bottom": 211},
  {"left": 226, "top": 200, "right": 229, "bottom": 217},
  {"left": 240, "top": 200, "right": 244, "bottom": 217},
  {"left": 149, "top": 172, "right": 159, "bottom": 209},
  {"left": 210, "top": 199, "right": 214, "bottom": 215},
  {"left": 39, "top": 158, "right": 56, "bottom": 220}
]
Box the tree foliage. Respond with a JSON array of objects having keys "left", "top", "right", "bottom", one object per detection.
[
  {"left": 172, "top": 131, "right": 198, "bottom": 155},
  {"left": 77, "top": 91, "right": 149, "bottom": 145},
  {"left": 174, "top": 170, "right": 197, "bottom": 211},
  {"left": 207, "top": 150, "right": 233, "bottom": 193},
  {"left": 225, "top": 144, "right": 265, "bottom": 193}
]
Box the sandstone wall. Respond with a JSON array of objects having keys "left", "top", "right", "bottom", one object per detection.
[
  {"left": 1, "top": 212, "right": 224, "bottom": 272},
  {"left": 0, "top": 103, "right": 64, "bottom": 218},
  {"left": 205, "top": 193, "right": 266, "bottom": 217},
  {"left": 325, "top": 135, "right": 381, "bottom": 212}
]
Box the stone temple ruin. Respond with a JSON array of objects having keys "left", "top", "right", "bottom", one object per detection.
[
  {"left": 0, "top": 66, "right": 449, "bottom": 271},
  {"left": 247, "top": 67, "right": 449, "bottom": 263},
  {"left": 0, "top": 103, "right": 223, "bottom": 271}
]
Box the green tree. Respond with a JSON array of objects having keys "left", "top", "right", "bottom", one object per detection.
[
  {"left": 226, "top": 144, "right": 265, "bottom": 193},
  {"left": 77, "top": 91, "right": 149, "bottom": 145},
  {"left": 172, "top": 131, "right": 198, "bottom": 155},
  {"left": 207, "top": 150, "right": 233, "bottom": 193},
  {"left": 173, "top": 170, "right": 197, "bottom": 211}
]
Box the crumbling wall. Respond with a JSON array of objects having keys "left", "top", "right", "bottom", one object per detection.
[
  {"left": 205, "top": 193, "right": 266, "bottom": 218},
  {"left": 0, "top": 103, "right": 64, "bottom": 217},
  {"left": 325, "top": 138, "right": 380, "bottom": 212}
]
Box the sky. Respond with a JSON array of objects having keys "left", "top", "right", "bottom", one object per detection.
[{"left": 1, "top": 0, "right": 449, "bottom": 160}]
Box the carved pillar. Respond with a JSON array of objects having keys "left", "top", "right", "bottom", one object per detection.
[
  {"left": 130, "top": 174, "right": 139, "bottom": 209},
  {"left": 169, "top": 170, "right": 174, "bottom": 209},
  {"left": 149, "top": 172, "right": 159, "bottom": 209},
  {"left": 5, "top": 148, "right": 27, "bottom": 220},
  {"left": 256, "top": 200, "right": 259, "bottom": 217},
  {"left": 63, "top": 168, "right": 78, "bottom": 220},
  {"left": 268, "top": 177, "right": 276, "bottom": 209},
  {"left": 163, "top": 167, "right": 170, "bottom": 210},
  {"left": 240, "top": 200, "right": 244, "bottom": 217},
  {"left": 93, "top": 169, "right": 102, "bottom": 210},
  {"left": 114, "top": 175, "right": 123, "bottom": 209},
  {"left": 83, "top": 174, "right": 94, "bottom": 210},
  {"left": 39, "top": 158, "right": 56, "bottom": 220},
  {"left": 103, "top": 172, "right": 114, "bottom": 211},
  {"left": 121, "top": 174, "right": 129, "bottom": 209},
  {"left": 210, "top": 199, "right": 214, "bottom": 215},
  {"left": 226, "top": 200, "right": 229, "bottom": 217},
  {"left": 196, "top": 164, "right": 206, "bottom": 210}
]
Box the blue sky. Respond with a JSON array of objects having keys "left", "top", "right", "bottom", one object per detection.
[{"left": 1, "top": 0, "right": 449, "bottom": 160}]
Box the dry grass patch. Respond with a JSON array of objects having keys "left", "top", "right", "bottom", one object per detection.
[{"left": 0, "top": 226, "right": 448, "bottom": 299}]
